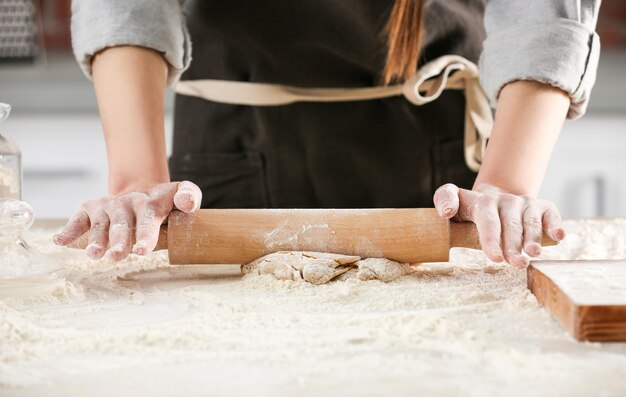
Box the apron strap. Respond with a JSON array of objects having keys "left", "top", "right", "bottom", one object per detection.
[{"left": 175, "top": 55, "right": 493, "bottom": 172}]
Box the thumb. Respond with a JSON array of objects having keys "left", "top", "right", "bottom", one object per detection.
[
  {"left": 433, "top": 183, "right": 460, "bottom": 220},
  {"left": 173, "top": 181, "right": 202, "bottom": 213}
]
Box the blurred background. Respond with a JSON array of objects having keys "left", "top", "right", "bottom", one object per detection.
[{"left": 0, "top": 0, "right": 625, "bottom": 219}]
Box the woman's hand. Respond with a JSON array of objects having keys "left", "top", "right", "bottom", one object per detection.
[
  {"left": 433, "top": 183, "right": 565, "bottom": 268},
  {"left": 53, "top": 181, "right": 202, "bottom": 261},
  {"left": 435, "top": 81, "right": 570, "bottom": 268}
]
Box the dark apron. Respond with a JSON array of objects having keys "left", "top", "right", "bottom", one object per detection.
[{"left": 170, "top": 0, "right": 486, "bottom": 209}]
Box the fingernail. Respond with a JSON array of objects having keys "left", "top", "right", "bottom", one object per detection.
[
  {"left": 439, "top": 201, "right": 453, "bottom": 217},
  {"left": 52, "top": 234, "right": 64, "bottom": 245},
  {"left": 553, "top": 228, "right": 566, "bottom": 241},
  {"left": 492, "top": 249, "right": 504, "bottom": 262},
  {"left": 86, "top": 243, "right": 103, "bottom": 259},
  {"left": 106, "top": 245, "right": 124, "bottom": 261},
  {"left": 189, "top": 196, "right": 200, "bottom": 211},
  {"left": 529, "top": 243, "right": 541, "bottom": 256},
  {"left": 132, "top": 241, "right": 147, "bottom": 255},
  {"left": 175, "top": 192, "right": 199, "bottom": 212},
  {"left": 516, "top": 257, "right": 529, "bottom": 269}
]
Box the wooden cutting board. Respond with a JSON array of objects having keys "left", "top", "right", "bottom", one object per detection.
[{"left": 528, "top": 260, "right": 626, "bottom": 342}]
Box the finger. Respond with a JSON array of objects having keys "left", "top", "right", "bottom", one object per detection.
[
  {"left": 86, "top": 209, "right": 110, "bottom": 260},
  {"left": 53, "top": 209, "right": 89, "bottom": 246},
  {"left": 499, "top": 197, "right": 528, "bottom": 268},
  {"left": 541, "top": 202, "right": 566, "bottom": 241},
  {"left": 455, "top": 188, "right": 480, "bottom": 222},
  {"left": 173, "top": 181, "right": 202, "bottom": 213},
  {"left": 105, "top": 200, "right": 135, "bottom": 261},
  {"left": 433, "top": 183, "right": 460, "bottom": 219},
  {"left": 522, "top": 202, "right": 543, "bottom": 257},
  {"left": 471, "top": 195, "right": 504, "bottom": 262},
  {"left": 132, "top": 191, "right": 172, "bottom": 255},
  {"left": 132, "top": 208, "right": 163, "bottom": 255}
]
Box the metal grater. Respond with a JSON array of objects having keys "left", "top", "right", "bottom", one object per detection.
[{"left": 0, "top": 0, "right": 38, "bottom": 63}]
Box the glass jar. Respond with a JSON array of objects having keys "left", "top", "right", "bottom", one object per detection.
[
  {"left": 0, "top": 105, "right": 64, "bottom": 295},
  {"left": 0, "top": 103, "right": 21, "bottom": 200},
  {"left": 0, "top": 198, "right": 65, "bottom": 297}
]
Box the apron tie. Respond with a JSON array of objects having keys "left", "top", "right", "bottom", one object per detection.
[
  {"left": 176, "top": 55, "right": 493, "bottom": 172},
  {"left": 401, "top": 55, "right": 493, "bottom": 171}
]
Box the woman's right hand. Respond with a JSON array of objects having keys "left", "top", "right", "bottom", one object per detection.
[{"left": 53, "top": 181, "right": 202, "bottom": 261}]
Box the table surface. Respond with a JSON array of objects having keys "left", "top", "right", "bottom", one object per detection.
[{"left": 2, "top": 218, "right": 626, "bottom": 397}]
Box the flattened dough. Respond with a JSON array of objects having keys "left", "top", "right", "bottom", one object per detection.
[
  {"left": 342, "top": 258, "right": 413, "bottom": 283},
  {"left": 242, "top": 252, "right": 412, "bottom": 284}
]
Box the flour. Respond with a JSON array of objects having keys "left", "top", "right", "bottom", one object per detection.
[
  {"left": 0, "top": 164, "right": 19, "bottom": 199},
  {"left": 264, "top": 220, "right": 331, "bottom": 251},
  {"left": 1, "top": 219, "right": 626, "bottom": 396},
  {"left": 0, "top": 103, "right": 19, "bottom": 200},
  {"left": 0, "top": 239, "right": 65, "bottom": 278},
  {"left": 532, "top": 260, "right": 626, "bottom": 305},
  {"left": 0, "top": 200, "right": 64, "bottom": 293}
]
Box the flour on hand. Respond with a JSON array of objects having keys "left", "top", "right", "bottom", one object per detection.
[{"left": 242, "top": 251, "right": 412, "bottom": 284}]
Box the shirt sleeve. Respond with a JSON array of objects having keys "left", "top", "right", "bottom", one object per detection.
[
  {"left": 71, "top": 0, "right": 191, "bottom": 86},
  {"left": 479, "top": 0, "right": 601, "bottom": 119}
]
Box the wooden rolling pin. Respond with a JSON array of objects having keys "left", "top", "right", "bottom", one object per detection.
[{"left": 72, "top": 208, "right": 557, "bottom": 264}]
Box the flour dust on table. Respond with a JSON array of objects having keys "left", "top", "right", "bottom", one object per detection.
[{"left": 2, "top": 219, "right": 626, "bottom": 397}]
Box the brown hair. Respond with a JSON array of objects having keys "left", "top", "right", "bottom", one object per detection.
[{"left": 382, "top": 0, "right": 425, "bottom": 85}]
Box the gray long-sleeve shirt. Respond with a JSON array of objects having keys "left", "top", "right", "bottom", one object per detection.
[{"left": 71, "top": 0, "right": 601, "bottom": 119}]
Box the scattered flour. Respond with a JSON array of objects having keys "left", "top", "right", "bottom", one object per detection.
[{"left": 1, "top": 219, "right": 626, "bottom": 396}]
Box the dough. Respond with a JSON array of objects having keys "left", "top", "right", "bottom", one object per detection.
[
  {"left": 242, "top": 251, "right": 359, "bottom": 284},
  {"left": 242, "top": 251, "right": 412, "bottom": 285},
  {"left": 343, "top": 257, "right": 413, "bottom": 283}
]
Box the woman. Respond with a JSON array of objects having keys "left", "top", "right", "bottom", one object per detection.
[{"left": 55, "top": 0, "right": 601, "bottom": 268}]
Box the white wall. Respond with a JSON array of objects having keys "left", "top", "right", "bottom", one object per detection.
[
  {"left": 539, "top": 115, "right": 626, "bottom": 218},
  {"left": 2, "top": 114, "right": 174, "bottom": 219}
]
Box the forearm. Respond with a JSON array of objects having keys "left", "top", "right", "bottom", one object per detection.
[
  {"left": 92, "top": 46, "right": 169, "bottom": 195},
  {"left": 474, "top": 80, "right": 571, "bottom": 196}
]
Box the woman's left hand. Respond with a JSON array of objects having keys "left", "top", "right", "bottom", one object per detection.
[{"left": 433, "top": 183, "right": 566, "bottom": 268}]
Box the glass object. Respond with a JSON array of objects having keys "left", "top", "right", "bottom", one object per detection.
[
  {"left": 0, "top": 104, "right": 64, "bottom": 297},
  {"left": 0, "top": 199, "right": 65, "bottom": 297},
  {"left": 0, "top": 103, "right": 21, "bottom": 199}
]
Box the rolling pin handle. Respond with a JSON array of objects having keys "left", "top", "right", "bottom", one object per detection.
[{"left": 155, "top": 224, "right": 169, "bottom": 251}]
